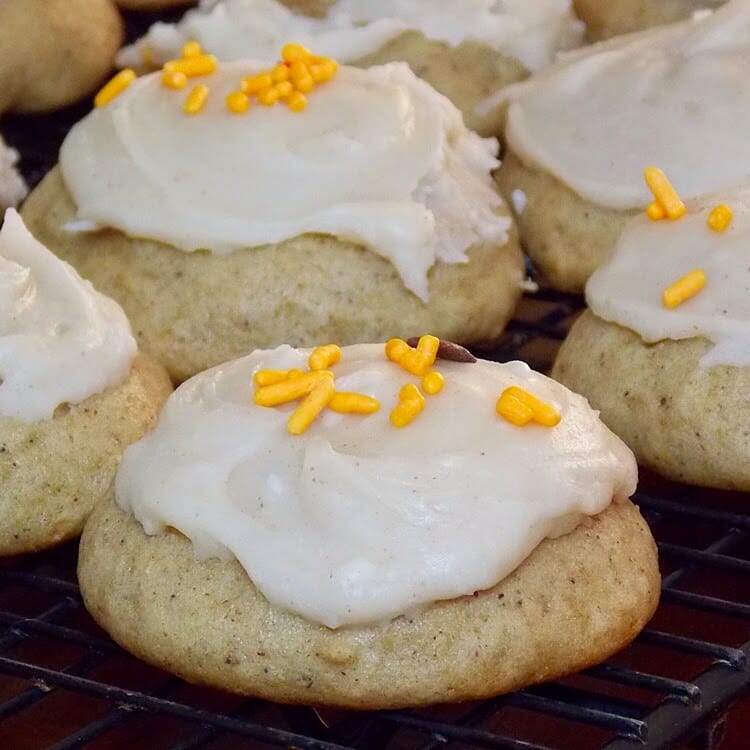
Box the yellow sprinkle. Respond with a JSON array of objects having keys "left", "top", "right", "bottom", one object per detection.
[
  {"left": 399, "top": 348, "right": 430, "bottom": 377},
  {"left": 181, "top": 40, "right": 202, "bottom": 59},
  {"left": 646, "top": 200, "right": 666, "bottom": 221},
  {"left": 286, "top": 91, "right": 308, "bottom": 112},
  {"left": 254, "top": 371, "right": 332, "bottom": 407},
  {"left": 662, "top": 269, "right": 706, "bottom": 309},
  {"left": 274, "top": 81, "right": 294, "bottom": 98},
  {"left": 253, "top": 369, "right": 290, "bottom": 387},
  {"left": 310, "top": 58, "right": 338, "bottom": 83},
  {"left": 290, "top": 61, "right": 315, "bottom": 93},
  {"left": 329, "top": 392, "right": 380, "bottom": 415},
  {"left": 287, "top": 368, "right": 306, "bottom": 380},
  {"left": 497, "top": 386, "right": 560, "bottom": 428},
  {"left": 416, "top": 335, "right": 440, "bottom": 367},
  {"left": 644, "top": 167, "right": 686, "bottom": 220},
  {"left": 390, "top": 384, "right": 426, "bottom": 428},
  {"left": 496, "top": 392, "right": 534, "bottom": 427},
  {"left": 272, "top": 63, "right": 291, "bottom": 83},
  {"left": 226, "top": 90, "right": 250, "bottom": 114},
  {"left": 287, "top": 376, "right": 335, "bottom": 435},
  {"left": 282, "top": 43, "right": 312, "bottom": 64},
  {"left": 183, "top": 84, "right": 209, "bottom": 114},
  {"left": 242, "top": 73, "right": 273, "bottom": 95},
  {"left": 707, "top": 204, "right": 733, "bottom": 233},
  {"left": 309, "top": 344, "right": 341, "bottom": 371},
  {"left": 165, "top": 53, "right": 218, "bottom": 78},
  {"left": 258, "top": 86, "right": 281, "bottom": 106},
  {"left": 385, "top": 338, "right": 409, "bottom": 363},
  {"left": 94, "top": 69, "right": 136, "bottom": 108},
  {"left": 422, "top": 371, "right": 444, "bottom": 396},
  {"left": 162, "top": 70, "right": 187, "bottom": 89}
]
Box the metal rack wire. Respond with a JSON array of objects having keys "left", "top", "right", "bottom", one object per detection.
[{"left": 1, "top": 292, "right": 749, "bottom": 750}]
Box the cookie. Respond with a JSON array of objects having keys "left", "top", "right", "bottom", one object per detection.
[
  {"left": 573, "top": 0, "right": 726, "bottom": 41},
  {"left": 0, "top": 210, "right": 172, "bottom": 556},
  {"left": 553, "top": 188, "right": 750, "bottom": 490},
  {"left": 496, "top": 2, "right": 750, "bottom": 291},
  {"left": 117, "top": 0, "right": 584, "bottom": 137},
  {"left": 0, "top": 0, "right": 122, "bottom": 114},
  {"left": 23, "top": 60, "right": 524, "bottom": 382},
  {"left": 78, "top": 342, "right": 659, "bottom": 708}
]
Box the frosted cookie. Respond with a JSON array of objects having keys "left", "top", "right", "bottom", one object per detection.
[
  {"left": 0, "top": 135, "right": 27, "bottom": 211},
  {"left": 0, "top": 0, "right": 122, "bottom": 115},
  {"left": 117, "top": 0, "right": 584, "bottom": 136},
  {"left": 79, "top": 340, "right": 659, "bottom": 709},
  {"left": 573, "top": 0, "right": 726, "bottom": 41},
  {"left": 0, "top": 210, "right": 172, "bottom": 556},
  {"left": 22, "top": 55, "right": 524, "bottom": 382},
  {"left": 116, "top": 0, "right": 193, "bottom": 8},
  {"left": 494, "top": 0, "right": 750, "bottom": 291},
  {"left": 553, "top": 188, "right": 750, "bottom": 490}
]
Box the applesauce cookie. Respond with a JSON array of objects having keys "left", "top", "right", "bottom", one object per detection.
[
  {"left": 79, "top": 342, "right": 659, "bottom": 708},
  {"left": 0, "top": 0, "right": 122, "bottom": 114},
  {"left": 23, "top": 57, "right": 525, "bottom": 382},
  {"left": 495, "top": 1, "right": 750, "bottom": 291},
  {"left": 117, "top": 0, "right": 584, "bottom": 137},
  {"left": 553, "top": 187, "right": 750, "bottom": 490},
  {"left": 0, "top": 210, "right": 171, "bottom": 556}
]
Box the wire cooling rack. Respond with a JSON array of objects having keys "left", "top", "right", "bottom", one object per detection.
[
  {"left": 2, "top": 6, "right": 750, "bottom": 746},
  {"left": 0, "top": 291, "right": 749, "bottom": 750}
]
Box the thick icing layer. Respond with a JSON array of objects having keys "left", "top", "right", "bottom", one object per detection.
[
  {"left": 60, "top": 62, "right": 509, "bottom": 300},
  {"left": 116, "top": 343, "right": 637, "bottom": 629},
  {"left": 0, "top": 135, "right": 27, "bottom": 210},
  {"left": 500, "top": 0, "right": 750, "bottom": 210},
  {"left": 587, "top": 188, "right": 750, "bottom": 368},
  {"left": 0, "top": 209, "right": 137, "bottom": 422},
  {"left": 117, "top": 0, "right": 583, "bottom": 74}
]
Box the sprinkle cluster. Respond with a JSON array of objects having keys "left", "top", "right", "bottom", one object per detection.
[
  {"left": 94, "top": 41, "right": 338, "bottom": 117},
  {"left": 252, "top": 337, "right": 562, "bottom": 435},
  {"left": 642, "top": 166, "right": 732, "bottom": 310}
]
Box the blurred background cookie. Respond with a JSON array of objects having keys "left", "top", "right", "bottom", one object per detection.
[
  {"left": 496, "top": 0, "right": 749, "bottom": 291},
  {"left": 0, "top": 0, "right": 122, "bottom": 114},
  {"left": 23, "top": 57, "right": 524, "bottom": 381},
  {"left": 79, "top": 343, "right": 659, "bottom": 708},
  {"left": 553, "top": 187, "right": 750, "bottom": 491},
  {"left": 117, "top": 0, "right": 585, "bottom": 136},
  {"left": 0, "top": 209, "right": 172, "bottom": 556}
]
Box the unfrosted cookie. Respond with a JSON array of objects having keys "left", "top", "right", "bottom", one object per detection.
[
  {"left": 496, "top": 2, "right": 750, "bottom": 291},
  {"left": 573, "top": 0, "right": 726, "bottom": 41},
  {"left": 0, "top": 0, "right": 122, "bottom": 114},
  {"left": 24, "top": 60, "right": 524, "bottom": 382},
  {"left": 117, "top": 0, "right": 584, "bottom": 137},
  {"left": 553, "top": 188, "right": 750, "bottom": 490},
  {"left": 0, "top": 210, "right": 172, "bottom": 556},
  {"left": 79, "top": 343, "right": 659, "bottom": 708}
]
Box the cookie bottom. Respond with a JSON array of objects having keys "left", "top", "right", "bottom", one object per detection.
[
  {"left": 553, "top": 311, "right": 750, "bottom": 491},
  {"left": 79, "top": 495, "right": 659, "bottom": 709},
  {"left": 0, "top": 353, "right": 171, "bottom": 557},
  {"left": 495, "top": 151, "right": 635, "bottom": 293}
]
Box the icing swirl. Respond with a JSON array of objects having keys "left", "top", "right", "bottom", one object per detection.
[
  {"left": 117, "top": 0, "right": 583, "bottom": 74},
  {"left": 499, "top": 0, "right": 750, "bottom": 210},
  {"left": 60, "top": 62, "right": 510, "bottom": 300},
  {"left": 587, "top": 188, "right": 750, "bottom": 368},
  {"left": 116, "top": 343, "right": 637, "bottom": 628},
  {"left": 0, "top": 209, "right": 137, "bottom": 422}
]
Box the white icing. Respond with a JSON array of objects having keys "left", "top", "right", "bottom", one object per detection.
[
  {"left": 0, "top": 209, "right": 137, "bottom": 422},
  {"left": 60, "top": 62, "right": 510, "bottom": 300},
  {"left": 117, "top": 0, "right": 584, "bottom": 74},
  {"left": 116, "top": 343, "right": 637, "bottom": 629},
  {"left": 587, "top": 187, "right": 750, "bottom": 368},
  {"left": 501, "top": 0, "right": 750, "bottom": 210},
  {"left": 0, "top": 136, "right": 27, "bottom": 210}
]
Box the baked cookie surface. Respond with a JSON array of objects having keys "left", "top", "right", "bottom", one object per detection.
[
  {"left": 1, "top": 353, "right": 171, "bottom": 556},
  {"left": 79, "top": 494, "right": 658, "bottom": 708}
]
